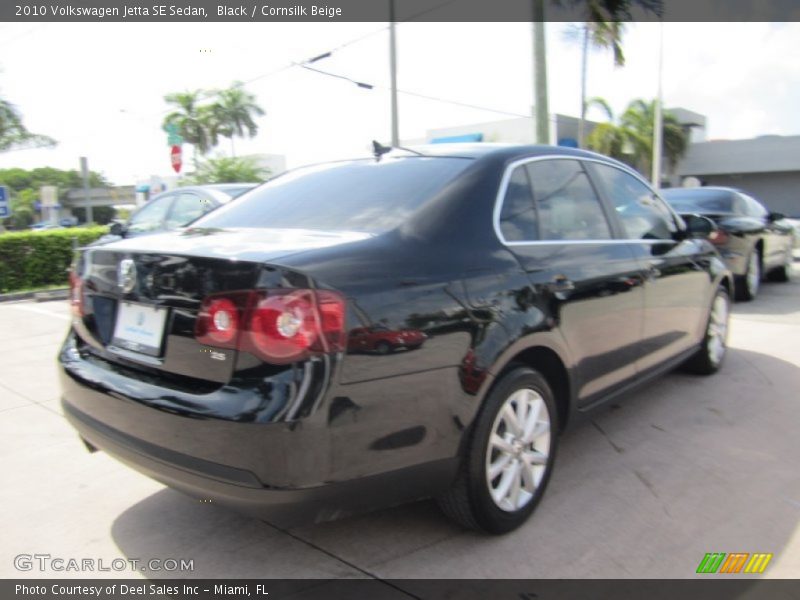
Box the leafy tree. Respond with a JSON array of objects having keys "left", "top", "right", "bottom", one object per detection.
[
  {"left": 0, "top": 96, "right": 56, "bottom": 153},
  {"left": 187, "top": 155, "right": 270, "bottom": 185},
  {"left": 0, "top": 167, "right": 109, "bottom": 229},
  {"left": 586, "top": 97, "right": 689, "bottom": 178}
]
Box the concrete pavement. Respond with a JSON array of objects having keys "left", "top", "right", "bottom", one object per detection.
[{"left": 1, "top": 269, "right": 798, "bottom": 580}]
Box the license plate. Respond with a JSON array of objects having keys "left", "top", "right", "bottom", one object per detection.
[{"left": 111, "top": 302, "right": 168, "bottom": 356}]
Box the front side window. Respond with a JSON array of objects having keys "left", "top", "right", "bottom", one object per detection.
[
  {"left": 592, "top": 164, "right": 677, "bottom": 240},
  {"left": 127, "top": 195, "right": 172, "bottom": 234},
  {"left": 527, "top": 159, "right": 612, "bottom": 241},
  {"left": 741, "top": 194, "right": 768, "bottom": 218}
]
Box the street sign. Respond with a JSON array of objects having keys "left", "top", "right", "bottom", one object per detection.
[
  {"left": 170, "top": 145, "right": 182, "bottom": 173},
  {"left": 164, "top": 122, "right": 183, "bottom": 146},
  {"left": 0, "top": 185, "right": 10, "bottom": 218}
]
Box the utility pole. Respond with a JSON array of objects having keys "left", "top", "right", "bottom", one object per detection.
[
  {"left": 389, "top": 0, "right": 399, "bottom": 146},
  {"left": 651, "top": 21, "right": 664, "bottom": 189},
  {"left": 80, "top": 156, "right": 93, "bottom": 225},
  {"left": 532, "top": 0, "right": 550, "bottom": 144},
  {"left": 578, "top": 25, "right": 589, "bottom": 148}
]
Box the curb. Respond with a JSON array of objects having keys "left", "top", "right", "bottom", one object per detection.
[{"left": 0, "top": 288, "right": 69, "bottom": 303}]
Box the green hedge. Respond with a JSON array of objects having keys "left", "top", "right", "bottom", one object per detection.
[{"left": 0, "top": 226, "right": 107, "bottom": 293}]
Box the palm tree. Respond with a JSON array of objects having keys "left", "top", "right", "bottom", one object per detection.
[
  {"left": 574, "top": 19, "right": 626, "bottom": 148},
  {"left": 532, "top": 0, "right": 663, "bottom": 144},
  {"left": 586, "top": 97, "right": 689, "bottom": 180},
  {"left": 210, "top": 84, "right": 265, "bottom": 156},
  {"left": 162, "top": 91, "right": 215, "bottom": 165}
]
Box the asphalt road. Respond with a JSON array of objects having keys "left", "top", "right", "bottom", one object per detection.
[{"left": 1, "top": 267, "right": 798, "bottom": 580}]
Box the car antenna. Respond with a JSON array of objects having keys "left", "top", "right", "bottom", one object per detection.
[
  {"left": 372, "top": 140, "right": 391, "bottom": 161},
  {"left": 372, "top": 140, "right": 425, "bottom": 161}
]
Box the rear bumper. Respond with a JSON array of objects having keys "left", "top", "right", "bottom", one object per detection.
[
  {"left": 58, "top": 331, "right": 458, "bottom": 525},
  {"left": 62, "top": 400, "right": 452, "bottom": 526}
]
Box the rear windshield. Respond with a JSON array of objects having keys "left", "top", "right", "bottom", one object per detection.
[
  {"left": 663, "top": 190, "right": 733, "bottom": 213},
  {"left": 192, "top": 157, "right": 472, "bottom": 233}
]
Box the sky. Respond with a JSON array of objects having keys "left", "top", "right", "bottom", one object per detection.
[{"left": 0, "top": 21, "right": 798, "bottom": 185}]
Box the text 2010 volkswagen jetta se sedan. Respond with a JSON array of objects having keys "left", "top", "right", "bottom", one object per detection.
[{"left": 60, "top": 144, "right": 731, "bottom": 534}]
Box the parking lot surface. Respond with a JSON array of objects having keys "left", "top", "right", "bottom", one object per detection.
[{"left": 1, "top": 266, "right": 798, "bottom": 580}]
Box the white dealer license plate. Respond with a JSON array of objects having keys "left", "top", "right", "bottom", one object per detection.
[{"left": 111, "top": 302, "right": 168, "bottom": 356}]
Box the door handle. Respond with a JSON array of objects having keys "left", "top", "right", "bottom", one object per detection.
[{"left": 548, "top": 275, "right": 575, "bottom": 293}]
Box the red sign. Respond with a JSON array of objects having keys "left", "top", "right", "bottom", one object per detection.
[{"left": 170, "top": 145, "right": 182, "bottom": 173}]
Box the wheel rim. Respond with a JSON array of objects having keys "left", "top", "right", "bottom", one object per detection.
[
  {"left": 707, "top": 293, "right": 729, "bottom": 365},
  {"left": 485, "top": 388, "right": 551, "bottom": 512},
  {"left": 746, "top": 252, "right": 760, "bottom": 296}
]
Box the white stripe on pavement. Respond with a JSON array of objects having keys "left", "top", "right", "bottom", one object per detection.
[{"left": 6, "top": 305, "right": 70, "bottom": 321}]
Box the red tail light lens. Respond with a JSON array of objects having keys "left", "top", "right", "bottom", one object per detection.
[
  {"left": 246, "top": 290, "right": 319, "bottom": 362},
  {"left": 708, "top": 230, "right": 729, "bottom": 246},
  {"left": 195, "top": 289, "right": 346, "bottom": 364},
  {"left": 196, "top": 297, "right": 241, "bottom": 347},
  {"left": 69, "top": 270, "right": 84, "bottom": 317}
]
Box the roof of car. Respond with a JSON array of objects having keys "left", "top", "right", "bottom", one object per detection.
[
  {"left": 403, "top": 143, "right": 624, "bottom": 163},
  {"left": 662, "top": 186, "right": 741, "bottom": 197}
]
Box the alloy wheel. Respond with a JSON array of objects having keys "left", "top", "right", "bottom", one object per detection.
[
  {"left": 707, "top": 293, "right": 729, "bottom": 366},
  {"left": 746, "top": 251, "right": 760, "bottom": 297},
  {"left": 485, "top": 388, "right": 551, "bottom": 512}
]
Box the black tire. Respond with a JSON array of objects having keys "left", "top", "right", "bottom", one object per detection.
[
  {"left": 735, "top": 248, "right": 761, "bottom": 301},
  {"left": 767, "top": 248, "right": 793, "bottom": 283},
  {"left": 437, "top": 366, "right": 559, "bottom": 534},
  {"left": 375, "top": 341, "right": 392, "bottom": 355},
  {"left": 683, "top": 286, "right": 730, "bottom": 375}
]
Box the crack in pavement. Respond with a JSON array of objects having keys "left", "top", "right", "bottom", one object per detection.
[{"left": 259, "top": 519, "right": 421, "bottom": 599}]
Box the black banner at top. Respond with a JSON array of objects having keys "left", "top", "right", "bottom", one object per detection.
[{"left": 3, "top": 0, "right": 800, "bottom": 22}]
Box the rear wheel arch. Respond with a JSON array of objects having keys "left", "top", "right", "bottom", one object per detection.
[{"left": 493, "top": 346, "right": 571, "bottom": 433}]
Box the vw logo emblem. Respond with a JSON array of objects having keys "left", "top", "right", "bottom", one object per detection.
[{"left": 117, "top": 258, "right": 137, "bottom": 294}]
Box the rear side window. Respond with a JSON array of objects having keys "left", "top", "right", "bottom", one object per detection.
[
  {"left": 499, "top": 166, "right": 537, "bottom": 242},
  {"left": 527, "top": 159, "right": 612, "bottom": 241},
  {"left": 591, "top": 164, "right": 677, "bottom": 240},
  {"left": 193, "top": 157, "right": 472, "bottom": 234}
]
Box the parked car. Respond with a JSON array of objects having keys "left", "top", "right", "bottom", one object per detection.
[
  {"left": 29, "top": 221, "right": 62, "bottom": 231},
  {"left": 60, "top": 145, "right": 731, "bottom": 534},
  {"left": 95, "top": 183, "right": 258, "bottom": 245},
  {"left": 347, "top": 325, "right": 427, "bottom": 354},
  {"left": 662, "top": 186, "right": 794, "bottom": 301}
]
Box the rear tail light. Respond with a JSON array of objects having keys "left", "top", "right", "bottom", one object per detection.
[
  {"left": 69, "top": 270, "right": 84, "bottom": 317},
  {"left": 708, "top": 230, "right": 729, "bottom": 246},
  {"left": 195, "top": 289, "right": 346, "bottom": 364}
]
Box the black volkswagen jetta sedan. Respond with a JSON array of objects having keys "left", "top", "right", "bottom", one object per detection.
[{"left": 60, "top": 144, "right": 732, "bottom": 534}]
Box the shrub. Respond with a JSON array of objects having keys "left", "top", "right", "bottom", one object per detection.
[{"left": 0, "top": 226, "right": 107, "bottom": 293}]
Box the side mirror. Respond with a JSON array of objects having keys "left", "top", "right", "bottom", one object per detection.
[
  {"left": 768, "top": 212, "right": 785, "bottom": 222},
  {"left": 681, "top": 214, "right": 717, "bottom": 238},
  {"left": 109, "top": 221, "right": 126, "bottom": 237}
]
